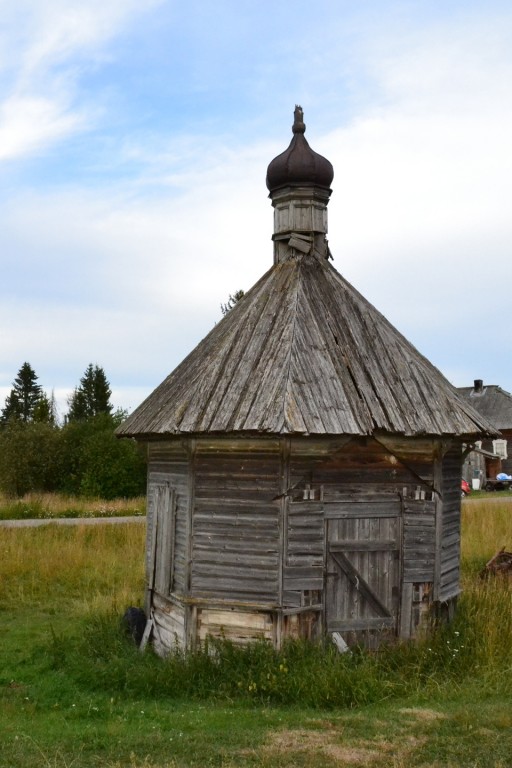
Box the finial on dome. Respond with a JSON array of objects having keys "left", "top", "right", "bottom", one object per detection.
[
  {"left": 292, "top": 105, "right": 306, "bottom": 134},
  {"left": 265, "top": 106, "right": 334, "bottom": 193}
]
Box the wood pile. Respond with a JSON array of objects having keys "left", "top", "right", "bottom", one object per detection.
[{"left": 480, "top": 548, "right": 512, "bottom": 578}]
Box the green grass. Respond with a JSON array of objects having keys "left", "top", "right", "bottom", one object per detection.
[
  {"left": 1, "top": 501, "right": 512, "bottom": 767},
  {"left": 466, "top": 488, "right": 512, "bottom": 499}
]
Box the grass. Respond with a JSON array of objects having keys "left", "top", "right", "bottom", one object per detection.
[
  {"left": 0, "top": 492, "right": 146, "bottom": 520},
  {"left": 0, "top": 499, "right": 511, "bottom": 766},
  {"left": 461, "top": 496, "right": 512, "bottom": 569},
  {"left": 467, "top": 488, "right": 512, "bottom": 500}
]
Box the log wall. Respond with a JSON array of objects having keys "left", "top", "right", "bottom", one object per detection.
[
  {"left": 438, "top": 444, "right": 463, "bottom": 602},
  {"left": 147, "top": 442, "right": 190, "bottom": 595},
  {"left": 144, "top": 435, "right": 462, "bottom": 653},
  {"left": 191, "top": 441, "right": 281, "bottom": 604}
]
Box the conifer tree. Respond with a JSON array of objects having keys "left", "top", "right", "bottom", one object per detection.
[
  {"left": 1, "top": 363, "right": 43, "bottom": 424},
  {"left": 33, "top": 391, "right": 58, "bottom": 426},
  {"left": 66, "top": 364, "right": 113, "bottom": 421}
]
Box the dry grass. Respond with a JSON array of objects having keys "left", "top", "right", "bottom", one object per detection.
[
  {"left": 0, "top": 521, "right": 146, "bottom": 612},
  {"left": 461, "top": 498, "right": 512, "bottom": 565},
  {"left": 0, "top": 492, "right": 146, "bottom": 520}
]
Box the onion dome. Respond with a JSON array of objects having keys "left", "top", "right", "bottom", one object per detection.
[{"left": 266, "top": 105, "right": 334, "bottom": 193}]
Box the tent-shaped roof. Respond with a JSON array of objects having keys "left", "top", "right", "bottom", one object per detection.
[
  {"left": 118, "top": 252, "right": 495, "bottom": 439},
  {"left": 118, "top": 107, "right": 496, "bottom": 441}
]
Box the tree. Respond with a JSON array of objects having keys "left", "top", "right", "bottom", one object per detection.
[
  {"left": 67, "top": 364, "right": 113, "bottom": 422},
  {"left": 0, "top": 420, "right": 60, "bottom": 496},
  {"left": 33, "top": 391, "right": 58, "bottom": 426},
  {"left": 78, "top": 426, "right": 147, "bottom": 499},
  {"left": 57, "top": 412, "right": 146, "bottom": 499},
  {"left": 220, "top": 289, "right": 245, "bottom": 317},
  {"left": 1, "top": 362, "right": 43, "bottom": 424}
]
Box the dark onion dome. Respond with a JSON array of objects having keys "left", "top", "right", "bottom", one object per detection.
[{"left": 266, "top": 105, "right": 334, "bottom": 192}]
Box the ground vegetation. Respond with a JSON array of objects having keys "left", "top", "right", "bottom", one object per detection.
[{"left": 0, "top": 499, "right": 511, "bottom": 766}]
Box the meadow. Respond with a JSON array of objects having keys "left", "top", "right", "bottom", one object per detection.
[
  {"left": 0, "top": 499, "right": 511, "bottom": 767},
  {"left": 0, "top": 492, "right": 145, "bottom": 521}
]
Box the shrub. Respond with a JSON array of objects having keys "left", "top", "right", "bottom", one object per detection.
[{"left": 0, "top": 420, "right": 60, "bottom": 496}]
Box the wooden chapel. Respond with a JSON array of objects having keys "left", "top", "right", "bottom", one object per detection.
[{"left": 117, "top": 106, "right": 495, "bottom": 654}]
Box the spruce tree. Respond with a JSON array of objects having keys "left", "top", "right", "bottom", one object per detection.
[
  {"left": 33, "top": 391, "right": 58, "bottom": 425},
  {"left": 1, "top": 363, "right": 43, "bottom": 424},
  {"left": 67, "top": 364, "right": 113, "bottom": 421}
]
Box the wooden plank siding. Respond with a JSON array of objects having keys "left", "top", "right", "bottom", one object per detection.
[
  {"left": 403, "top": 500, "right": 436, "bottom": 583},
  {"left": 191, "top": 446, "right": 281, "bottom": 604},
  {"left": 289, "top": 438, "right": 435, "bottom": 501},
  {"left": 151, "top": 593, "right": 187, "bottom": 653},
  {"left": 147, "top": 442, "right": 190, "bottom": 596},
  {"left": 439, "top": 444, "right": 463, "bottom": 602},
  {"left": 196, "top": 608, "right": 274, "bottom": 645},
  {"left": 143, "top": 435, "right": 462, "bottom": 652}
]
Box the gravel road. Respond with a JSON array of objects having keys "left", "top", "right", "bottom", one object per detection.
[{"left": 0, "top": 516, "right": 146, "bottom": 528}]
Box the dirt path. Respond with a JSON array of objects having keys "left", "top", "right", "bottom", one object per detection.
[{"left": 0, "top": 516, "right": 146, "bottom": 528}]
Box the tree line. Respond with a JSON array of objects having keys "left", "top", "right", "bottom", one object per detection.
[{"left": 0, "top": 363, "right": 146, "bottom": 499}]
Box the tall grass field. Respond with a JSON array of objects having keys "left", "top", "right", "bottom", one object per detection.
[
  {"left": 1, "top": 498, "right": 511, "bottom": 767},
  {"left": 0, "top": 492, "right": 145, "bottom": 520}
]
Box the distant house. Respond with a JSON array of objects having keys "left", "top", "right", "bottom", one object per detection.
[{"left": 458, "top": 380, "right": 512, "bottom": 487}]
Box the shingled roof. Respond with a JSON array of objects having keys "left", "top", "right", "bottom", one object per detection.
[
  {"left": 458, "top": 382, "right": 512, "bottom": 431},
  {"left": 117, "top": 109, "right": 496, "bottom": 440}
]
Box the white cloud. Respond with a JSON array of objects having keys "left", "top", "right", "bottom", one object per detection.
[
  {"left": 1, "top": 1, "right": 512, "bottom": 417},
  {"left": 0, "top": 138, "right": 275, "bottom": 406},
  {"left": 0, "top": 0, "right": 164, "bottom": 161},
  {"left": 318, "top": 15, "right": 512, "bottom": 358},
  {"left": 0, "top": 95, "right": 86, "bottom": 160}
]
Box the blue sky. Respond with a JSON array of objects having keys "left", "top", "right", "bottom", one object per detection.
[{"left": 1, "top": 0, "right": 511, "bottom": 418}]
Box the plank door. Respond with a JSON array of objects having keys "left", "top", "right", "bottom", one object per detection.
[
  {"left": 148, "top": 482, "right": 176, "bottom": 597},
  {"left": 325, "top": 501, "right": 401, "bottom": 647}
]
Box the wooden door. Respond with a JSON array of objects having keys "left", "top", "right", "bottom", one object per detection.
[
  {"left": 148, "top": 482, "right": 176, "bottom": 597},
  {"left": 325, "top": 500, "right": 401, "bottom": 646}
]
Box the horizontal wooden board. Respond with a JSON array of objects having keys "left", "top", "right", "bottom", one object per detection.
[
  {"left": 324, "top": 502, "right": 400, "bottom": 519},
  {"left": 329, "top": 540, "right": 398, "bottom": 552},
  {"left": 327, "top": 617, "right": 396, "bottom": 632},
  {"left": 197, "top": 607, "right": 274, "bottom": 644}
]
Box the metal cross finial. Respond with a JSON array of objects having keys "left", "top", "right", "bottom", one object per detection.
[{"left": 292, "top": 105, "right": 306, "bottom": 134}]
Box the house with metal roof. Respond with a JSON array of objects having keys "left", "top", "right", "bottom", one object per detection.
[{"left": 118, "top": 107, "right": 495, "bottom": 654}]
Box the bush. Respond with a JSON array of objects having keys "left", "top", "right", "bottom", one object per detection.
[
  {"left": 0, "top": 413, "right": 146, "bottom": 499},
  {"left": 0, "top": 420, "right": 60, "bottom": 496},
  {"left": 78, "top": 427, "right": 146, "bottom": 499}
]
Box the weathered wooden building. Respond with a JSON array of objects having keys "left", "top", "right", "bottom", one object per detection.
[
  {"left": 458, "top": 380, "right": 512, "bottom": 487},
  {"left": 117, "top": 107, "right": 495, "bottom": 654}
]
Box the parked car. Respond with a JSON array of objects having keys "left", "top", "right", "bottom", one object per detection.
[{"left": 461, "top": 479, "right": 471, "bottom": 497}]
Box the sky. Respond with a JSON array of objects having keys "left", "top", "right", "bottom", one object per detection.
[{"left": 1, "top": 0, "right": 511, "bottom": 420}]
